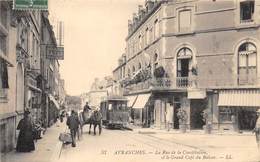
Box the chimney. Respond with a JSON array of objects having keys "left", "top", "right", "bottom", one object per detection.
[
  {"left": 138, "top": 5, "right": 146, "bottom": 20},
  {"left": 145, "top": 0, "right": 154, "bottom": 12},
  {"left": 132, "top": 13, "right": 138, "bottom": 28},
  {"left": 128, "top": 20, "right": 132, "bottom": 34}
]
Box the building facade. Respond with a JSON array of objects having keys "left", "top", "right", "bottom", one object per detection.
[
  {"left": 0, "top": 1, "right": 17, "bottom": 152},
  {"left": 0, "top": 3, "right": 65, "bottom": 153},
  {"left": 116, "top": 0, "right": 260, "bottom": 131},
  {"left": 40, "top": 12, "right": 64, "bottom": 127}
]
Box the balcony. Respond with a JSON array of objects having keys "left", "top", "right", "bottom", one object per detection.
[
  {"left": 123, "top": 76, "right": 198, "bottom": 95},
  {"left": 176, "top": 77, "right": 195, "bottom": 89},
  {"left": 122, "top": 73, "right": 260, "bottom": 95}
]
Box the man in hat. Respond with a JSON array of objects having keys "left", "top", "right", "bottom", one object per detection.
[
  {"left": 254, "top": 109, "right": 260, "bottom": 149},
  {"left": 66, "top": 110, "right": 80, "bottom": 147},
  {"left": 82, "top": 102, "right": 91, "bottom": 123}
]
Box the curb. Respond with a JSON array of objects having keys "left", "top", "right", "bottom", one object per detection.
[
  {"left": 50, "top": 124, "right": 67, "bottom": 162},
  {"left": 50, "top": 141, "right": 63, "bottom": 162},
  {"left": 135, "top": 129, "right": 255, "bottom": 136}
]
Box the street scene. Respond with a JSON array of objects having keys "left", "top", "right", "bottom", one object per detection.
[{"left": 1, "top": 0, "right": 260, "bottom": 162}]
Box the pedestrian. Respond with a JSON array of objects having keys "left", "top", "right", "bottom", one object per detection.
[
  {"left": 16, "top": 109, "right": 35, "bottom": 152},
  {"left": 254, "top": 109, "right": 260, "bottom": 149},
  {"left": 83, "top": 102, "right": 91, "bottom": 112},
  {"left": 74, "top": 111, "right": 81, "bottom": 140},
  {"left": 66, "top": 110, "right": 80, "bottom": 147},
  {"left": 93, "top": 110, "right": 102, "bottom": 135},
  {"left": 165, "top": 104, "right": 173, "bottom": 131}
]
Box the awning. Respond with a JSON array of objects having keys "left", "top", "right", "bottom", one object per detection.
[
  {"left": 218, "top": 90, "right": 260, "bottom": 107},
  {"left": 49, "top": 94, "right": 60, "bottom": 109},
  {"left": 132, "top": 94, "right": 151, "bottom": 109},
  {"left": 126, "top": 95, "right": 138, "bottom": 107}
]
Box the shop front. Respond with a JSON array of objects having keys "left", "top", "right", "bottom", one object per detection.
[
  {"left": 48, "top": 94, "right": 60, "bottom": 126},
  {"left": 27, "top": 84, "right": 42, "bottom": 123},
  {"left": 131, "top": 93, "right": 151, "bottom": 127},
  {"left": 218, "top": 89, "right": 260, "bottom": 131}
]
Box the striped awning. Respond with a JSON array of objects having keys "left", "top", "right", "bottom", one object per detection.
[
  {"left": 49, "top": 94, "right": 60, "bottom": 109},
  {"left": 218, "top": 90, "right": 260, "bottom": 107},
  {"left": 132, "top": 94, "right": 151, "bottom": 109},
  {"left": 126, "top": 95, "right": 138, "bottom": 107}
]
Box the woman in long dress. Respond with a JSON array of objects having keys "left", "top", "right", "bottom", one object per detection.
[{"left": 16, "top": 110, "right": 35, "bottom": 152}]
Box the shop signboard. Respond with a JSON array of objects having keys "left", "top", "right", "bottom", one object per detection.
[
  {"left": 188, "top": 89, "right": 206, "bottom": 99},
  {"left": 46, "top": 46, "right": 64, "bottom": 60}
]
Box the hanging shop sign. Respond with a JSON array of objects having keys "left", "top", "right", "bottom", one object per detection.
[{"left": 46, "top": 46, "right": 64, "bottom": 60}]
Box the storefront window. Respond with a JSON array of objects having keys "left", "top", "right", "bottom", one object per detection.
[{"left": 219, "top": 107, "right": 233, "bottom": 122}]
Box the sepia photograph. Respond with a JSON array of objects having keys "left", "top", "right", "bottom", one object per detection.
[{"left": 0, "top": 0, "right": 260, "bottom": 162}]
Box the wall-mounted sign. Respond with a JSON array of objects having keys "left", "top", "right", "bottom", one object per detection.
[
  {"left": 188, "top": 89, "right": 206, "bottom": 99},
  {"left": 46, "top": 46, "right": 64, "bottom": 60}
]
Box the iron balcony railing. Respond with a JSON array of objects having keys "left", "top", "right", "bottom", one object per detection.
[{"left": 123, "top": 74, "right": 260, "bottom": 94}]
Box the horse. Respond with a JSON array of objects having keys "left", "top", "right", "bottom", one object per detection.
[
  {"left": 78, "top": 110, "right": 102, "bottom": 135},
  {"left": 88, "top": 110, "right": 102, "bottom": 135}
]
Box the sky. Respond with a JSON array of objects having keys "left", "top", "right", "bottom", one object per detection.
[{"left": 49, "top": 0, "right": 144, "bottom": 96}]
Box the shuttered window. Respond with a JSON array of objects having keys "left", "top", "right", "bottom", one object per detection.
[{"left": 179, "top": 10, "right": 191, "bottom": 32}]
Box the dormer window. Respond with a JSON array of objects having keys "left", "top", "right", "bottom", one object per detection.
[{"left": 240, "top": 1, "right": 254, "bottom": 23}]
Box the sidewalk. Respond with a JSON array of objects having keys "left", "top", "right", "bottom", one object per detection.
[
  {"left": 127, "top": 124, "right": 255, "bottom": 136},
  {"left": 1, "top": 120, "right": 66, "bottom": 162}
]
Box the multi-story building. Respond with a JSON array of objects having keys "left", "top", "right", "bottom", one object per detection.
[
  {"left": 40, "top": 12, "right": 64, "bottom": 127},
  {"left": 112, "top": 53, "right": 126, "bottom": 96},
  {"left": 0, "top": 3, "right": 65, "bottom": 153},
  {"left": 58, "top": 78, "right": 66, "bottom": 109},
  {"left": 118, "top": 0, "right": 260, "bottom": 132},
  {"left": 0, "top": 1, "right": 17, "bottom": 152}
]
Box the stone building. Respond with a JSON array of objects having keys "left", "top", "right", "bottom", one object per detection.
[
  {"left": 0, "top": 1, "right": 17, "bottom": 152},
  {"left": 0, "top": 3, "right": 65, "bottom": 153},
  {"left": 117, "top": 0, "right": 260, "bottom": 131},
  {"left": 40, "top": 12, "right": 64, "bottom": 127}
]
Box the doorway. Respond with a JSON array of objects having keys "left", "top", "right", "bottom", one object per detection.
[
  {"left": 177, "top": 59, "right": 189, "bottom": 77},
  {"left": 238, "top": 108, "right": 257, "bottom": 130},
  {"left": 190, "top": 99, "right": 206, "bottom": 129},
  {"left": 173, "top": 97, "right": 181, "bottom": 129}
]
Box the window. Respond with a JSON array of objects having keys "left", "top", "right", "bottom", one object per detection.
[
  {"left": 138, "top": 62, "right": 142, "bottom": 69},
  {"left": 0, "top": 35, "right": 7, "bottom": 56},
  {"left": 0, "top": 4, "right": 8, "bottom": 28},
  {"left": 127, "top": 68, "right": 131, "bottom": 77},
  {"left": 132, "top": 66, "right": 136, "bottom": 75},
  {"left": 177, "top": 48, "right": 192, "bottom": 77},
  {"left": 238, "top": 42, "right": 257, "bottom": 85},
  {"left": 154, "top": 19, "right": 159, "bottom": 39},
  {"left": 219, "top": 107, "right": 233, "bottom": 122},
  {"left": 145, "top": 27, "right": 149, "bottom": 45},
  {"left": 150, "top": 27, "right": 154, "bottom": 42},
  {"left": 240, "top": 1, "right": 254, "bottom": 23},
  {"left": 154, "top": 53, "right": 158, "bottom": 69},
  {"left": 122, "top": 66, "right": 125, "bottom": 78},
  {"left": 0, "top": 58, "right": 9, "bottom": 99},
  {"left": 138, "top": 35, "right": 142, "bottom": 50},
  {"left": 179, "top": 10, "right": 191, "bottom": 32}
]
